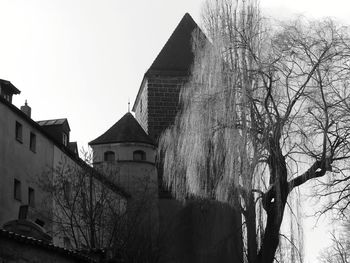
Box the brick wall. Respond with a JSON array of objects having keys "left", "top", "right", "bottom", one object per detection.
[
  {"left": 146, "top": 74, "right": 188, "bottom": 142},
  {"left": 133, "top": 72, "right": 188, "bottom": 197}
]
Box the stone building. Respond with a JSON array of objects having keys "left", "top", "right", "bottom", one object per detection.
[
  {"left": 133, "top": 13, "right": 199, "bottom": 142},
  {"left": 88, "top": 14, "right": 203, "bottom": 257},
  {"left": 89, "top": 112, "right": 159, "bottom": 251},
  {"left": 130, "top": 13, "right": 242, "bottom": 263}
]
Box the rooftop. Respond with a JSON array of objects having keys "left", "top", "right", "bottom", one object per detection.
[
  {"left": 37, "top": 118, "right": 68, "bottom": 126},
  {"left": 0, "top": 228, "right": 96, "bottom": 263},
  {"left": 89, "top": 112, "right": 154, "bottom": 146},
  {"left": 147, "top": 13, "right": 202, "bottom": 74},
  {"left": 0, "top": 79, "right": 21, "bottom": 94}
]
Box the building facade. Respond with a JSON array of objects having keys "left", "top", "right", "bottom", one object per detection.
[{"left": 0, "top": 82, "right": 128, "bottom": 250}]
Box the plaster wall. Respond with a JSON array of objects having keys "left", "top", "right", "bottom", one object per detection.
[
  {"left": 0, "top": 102, "right": 54, "bottom": 232},
  {"left": 51, "top": 145, "right": 127, "bottom": 249},
  {"left": 117, "top": 161, "right": 159, "bottom": 246},
  {"left": 51, "top": 145, "right": 82, "bottom": 247},
  {"left": 91, "top": 142, "right": 156, "bottom": 164},
  {"left": 92, "top": 143, "right": 159, "bottom": 242}
]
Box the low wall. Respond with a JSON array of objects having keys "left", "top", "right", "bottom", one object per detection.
[
  {"left": 159, "top": 199, "right": 242, "bottom": 263},
  {"left": 0, "top": 229, "right": 95, "bottom": 263}
]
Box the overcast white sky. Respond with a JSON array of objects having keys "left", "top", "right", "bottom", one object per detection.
[{"left": 1, "top": 0, "right": 350, "bottom": 262}]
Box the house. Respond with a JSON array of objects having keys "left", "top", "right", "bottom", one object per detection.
[{"left": 0, "top": 80, "right": 129, "bottom": 250}]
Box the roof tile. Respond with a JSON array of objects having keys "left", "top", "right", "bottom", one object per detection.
[
  {"left": 89, "top": 113, "right": 154, "bottom": 146},
  {"left": 148, "top": 13, "right": 201, "bottom": 74}
]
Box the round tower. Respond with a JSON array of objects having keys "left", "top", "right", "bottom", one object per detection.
[{"left": 89, "top": 112, "right": 159, "bottom": 242}]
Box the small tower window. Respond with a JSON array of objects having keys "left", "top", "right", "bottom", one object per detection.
[
  {"left": 30, "top": 132, "right": 36, "bottom": 152},
  {"left": 133, "top": 150, "right": 146, "bottom": 161},
  {"left": 62, "top": 132, "right": 68, "bottom": 146},
  {"left": 104, "top": 151, "right": 115, "bottom": 162},
  {"left": 14, "top": 179, "right": 21, "bottom": 201},
  {"left": 28, "top": 187, "right": 35, "bottom": 207}
]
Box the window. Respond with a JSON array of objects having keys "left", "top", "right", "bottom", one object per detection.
[
  {"left": 62, "top": 133, "right": 68, "bottom": 146},
  {"left": 63, "top": 237, "right": 72, "bottom": 249},
  {"left": 15, "top": 121, "right": 23, "bottom": 142},
  {"left": 4, "top": 94, "right": 10, "bottom": 102},
  {"left": 104, "top": 151, "right": 115, "bottom": 162},
  {"left": 140, "top": 99, "right": 143, "bottom": 113},
  {"left": 133, "top": 150, "right": 146, "bottom": 161},
  {"left": 28, "top": 187, "right": 35, "bottom": 207},
  {"left": 30, "top": 132, "right": 36, "bottom": 152},
  {"left": 63, "top": 180, "right": 71, "bottom": 200},
  {"left": 14, "top": 179, "right": 21, "bottom": 201}
]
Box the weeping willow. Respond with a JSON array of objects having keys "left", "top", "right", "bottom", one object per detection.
[
  {"left": 160, "top": 0, "right": 261, "bottom": 203},
  {"left": 160, "top": 1, "right": 270, "bottom": 261},
  {"left": 159, "top": 0, "right": 350, "bottom": 262}
]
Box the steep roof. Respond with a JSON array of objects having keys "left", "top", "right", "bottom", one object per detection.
[
  {"left": 89, "top": 112, "right": 154, "bottom": 146},
  {"left": 147, "top": 13, "right": 200, "bottom": 74},
  {"left": 133, "top": 13, "right": 204, "bottom": 112},
  {"left": 0, "top": 79, "right": 20, "bottom": 94}
]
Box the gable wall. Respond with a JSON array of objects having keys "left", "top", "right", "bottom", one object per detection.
[{"left": 134, "top": 79, "right": 149, "bottom": 134}]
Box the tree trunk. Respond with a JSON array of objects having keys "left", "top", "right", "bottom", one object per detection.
[{"left": 257, "top": 143, "right": 288, "bottom": 263}]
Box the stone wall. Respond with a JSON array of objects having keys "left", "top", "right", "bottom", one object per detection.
[
  {"left": 134, "top": 74, "right": 188, "bottom": 143},
  {"left": 147, "top": 74, "right": 187, "bottom": 142},
  {"left": 0, "top": 100, "right": 54, "bottom": 232},
  {"left": 158, "top": 200, "right": 243, "bottom": 263},
  {"left": 134, "top": 79, "right": 149, "bottom": 134}
]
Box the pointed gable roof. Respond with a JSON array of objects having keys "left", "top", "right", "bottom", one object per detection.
[
  {"left": 133, "top": 13, "right": 205, "bottom": 112},
  {"left": 147, "top": 13, "right": 201, "bottom": 74},
  {"left": 89, "top": 113, "right": 154, "bottom": 146}
]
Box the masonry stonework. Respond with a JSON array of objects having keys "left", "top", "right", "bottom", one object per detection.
[
  {"left": 147, "top": 74, "right": 188, "bottom": 141},
  {"left": 134, "top": 79, "right": 148, "bottom": 134}
]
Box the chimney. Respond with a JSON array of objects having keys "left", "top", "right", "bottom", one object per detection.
[{"left": 21, "top": 100, "right": 31, "bottom": 118}]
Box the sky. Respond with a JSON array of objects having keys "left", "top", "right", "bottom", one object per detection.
[{"left": 1, "top": 0, "right": 350, "bottom": 262}]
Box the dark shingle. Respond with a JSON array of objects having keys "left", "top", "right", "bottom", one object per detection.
[
  {"left": 89, "top": 113, "right": 154, "bottom": 146},
  {"left": 0, "top": 79, "right": 20, "bottom": 94},
  {"left": 37, "top": 118, "right": 69, "bottom": 128},
  {"left": 148, "top": 13, "right": 201, "bottom": 74}
]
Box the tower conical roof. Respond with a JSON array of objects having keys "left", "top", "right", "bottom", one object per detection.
[
  {"left": 89, "top": 113, "right": 154, "bottom": 146},
  {"left": 148, "top": 13, "right": 201, "bottom": 74}
]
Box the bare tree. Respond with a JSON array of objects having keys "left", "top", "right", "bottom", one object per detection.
[
  {"left": 319, "top": 223, "right": 350, "bottom": 263},
  {"left": 159, "top": 1, "right": 350, "bottom": 262},
  {"left": 39, "top": 149, "right": 162, "bottom": 262},
  {"left": 38, "top": 151, "right": 127, "bottom": 250}
]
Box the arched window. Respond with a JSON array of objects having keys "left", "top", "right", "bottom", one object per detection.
[
  {"left": 104, "top": 151, "right": 115, "bottom": 162},
  {"left": 133, "top": 150, "right": 146, "bottom": 161}
]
